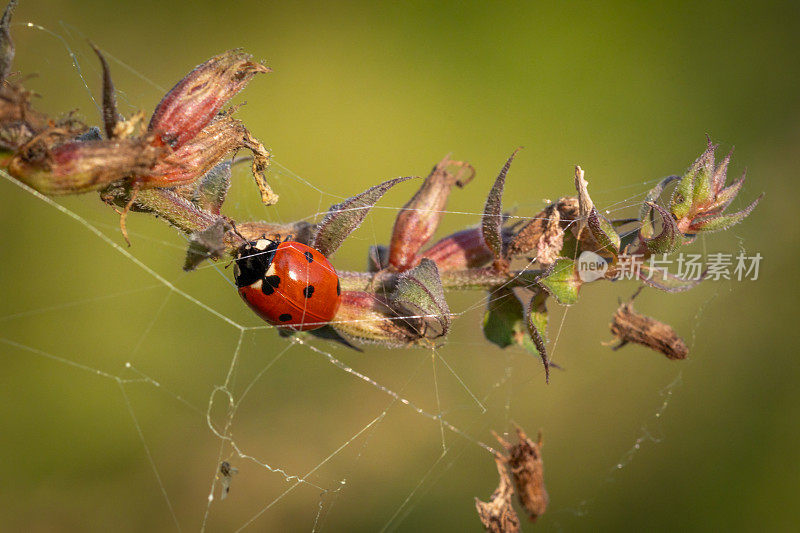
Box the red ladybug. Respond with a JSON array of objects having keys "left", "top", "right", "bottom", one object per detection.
[{"left": 234, "top": 237, "right": 341, "bottom": 331}]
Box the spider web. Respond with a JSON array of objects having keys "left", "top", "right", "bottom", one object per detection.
[{"left": 0, "top": 21, "right": 724, "bottom": 532}]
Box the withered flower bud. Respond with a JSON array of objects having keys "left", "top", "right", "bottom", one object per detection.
[
  {"left": 495, "top": 426, "right": 548, "bottom": 522},
  {"left": 388, "top": 156, "right": 474, "bottom": 271},
  {"left": 9, "top": 135, "right": 163, "bottom": 195},
  {"left": 148, "top": 50, "right": 270, "bottom": 149}
]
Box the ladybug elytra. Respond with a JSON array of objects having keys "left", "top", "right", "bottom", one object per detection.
[{"left": 234, "top": 238, "right": 341, "bottom": 331}]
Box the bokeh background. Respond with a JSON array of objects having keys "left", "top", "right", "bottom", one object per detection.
[{"left": 1, "top": 1, "right": 798, "bottom": 531}]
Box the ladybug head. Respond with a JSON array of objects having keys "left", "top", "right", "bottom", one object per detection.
[{"left": 233, "top": 238, "right": 279, "bottom": 288}]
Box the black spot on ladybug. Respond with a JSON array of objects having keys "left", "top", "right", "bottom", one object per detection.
[
  {"left": 279, "top": 313, "right": 292, "bottom": 322},
  {"left": 336, "top": 279, "right": 341, "bottom": 296},
  {"left": 261, "top": 275, "right": 281, "bottom": 296},
  {"left": 304, "top": 251, "right": 314, "bottom": 263},
  {"left": 303, "top": 285, "right": 315, "bottom": 298}
]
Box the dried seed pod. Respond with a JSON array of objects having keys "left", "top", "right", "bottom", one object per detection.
[
  {"left": 506, "top": 203, "right": 563, "bottom": 264},
  {"left": 475, "top": 456, "right": 520, "bottom": 533},
  {"left": 148, "top": 49, "right": 270, "bottom": 149},
  {"left": 609, "top": 293, "right": 688, "bottom": 360},
  {"left": 388, "top": 156, "right": 474, "bottom": 271},
  {"left": 495, "top": 426, "right": 548, "bottom": 522}
]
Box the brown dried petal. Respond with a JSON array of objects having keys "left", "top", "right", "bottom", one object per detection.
[
  {"left": 506, "top": 203, "right": 563, "bottom": 264},
  {"left": 609, "top": 297, "right": 688, "bottom": 360},
  {"left": 496, "top": 426, "right": 548, "bottom": 522},
  {"left": 388, "top": 155, "right": 474, "bottom": 271},
  {"left": 475, "top": 456, "right": 520, "bottom": 533}
]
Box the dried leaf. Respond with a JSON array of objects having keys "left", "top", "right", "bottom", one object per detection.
[
  {"left": 475, "top": 456, "right": 520, "bottom": 533},
  {"left": 312, "top": 176, "right": 413, "bottom": 257},
  {"left": 609, "top": 292, "right": 688, "bottom": 359}
]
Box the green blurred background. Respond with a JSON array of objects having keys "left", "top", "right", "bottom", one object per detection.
[{"left": 1, "top": 0, "right": 798, "bottom": 531}]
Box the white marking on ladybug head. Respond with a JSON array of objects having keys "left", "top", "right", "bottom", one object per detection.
[
  {"left": 265, "top": 263, "right": 276, "bottom": 276},
  {"left": 251, "top": 279, "right": 263, "bottom": 290},
  {"left": 254, "top": 239, "right": 270, "bottom": 251}
]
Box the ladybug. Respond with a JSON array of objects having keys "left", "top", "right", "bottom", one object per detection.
[{"left": 233, "top": 237, "right": 341, "bottom": 331}]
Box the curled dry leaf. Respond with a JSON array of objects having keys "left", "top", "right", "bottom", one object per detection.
[
  {"left": 495, "top": 425, "right": 548, "bottom": 522},
  {"left": 475, "top": 456, "right": 520, "bottom": 533},
  {"left": 609, "top": 291, "right": 688, "bottom": 360}
]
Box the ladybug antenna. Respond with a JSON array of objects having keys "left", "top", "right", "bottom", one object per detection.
[{"left": 227, "top": 219, "right": 250, "bottom": 246}]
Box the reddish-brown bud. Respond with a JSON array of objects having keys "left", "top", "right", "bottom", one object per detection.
[
  {"left": 421, "top": 226, "right": 494, "bottom": 271},
  {"left": 148, "top": 50, "right": 270, "bottom": 149},
  {"left": 388, "top": 156, "right": 473, "bottom": 271}
]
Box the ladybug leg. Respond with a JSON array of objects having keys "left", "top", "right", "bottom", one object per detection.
[{"left": 118, "top": 182, "right": 141, "bottom": 246}]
